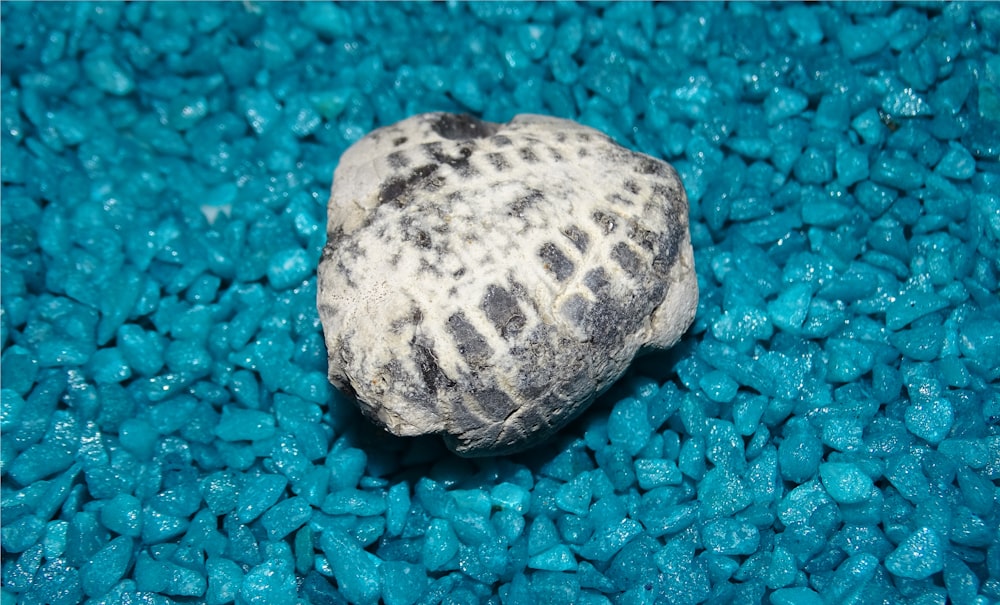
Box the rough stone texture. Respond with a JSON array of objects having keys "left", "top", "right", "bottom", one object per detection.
[{"left": 317, "top": 113, "right": 698, "bottom": 456}]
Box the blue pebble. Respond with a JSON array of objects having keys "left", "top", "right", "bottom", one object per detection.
[
  {"left": 300, "top": 2, "right": 352, "bottom": 37},
  {"left": 851, "top": 108, "right": 886, "bottom": 146},
  {"left": 422, "top": 518, "right": 458, "bottom": 571},
  {"left": 886, "top": 289, "right": 949, "bottom": 330},
  {"left": 322, "top": 489, "right": 387, "bottom": 517},
  {"left": 607, "top": 397, "right": 651, "bottom": 456},
  {"left": 555, "top": 473, "right": 592, "bottom": 516},
  {"left": 321, "top": 529, "right": 382, "bottom": 605},
  {"left": 235, "top": 473, "right": 287, "bottom": 524},
  {"left": 813, "top": 93, "right": 850, "bottom": 130},
  {"left": 904, "top": 397, "right": 954, "bottom": 444},
  {"left": 491, "top": 482, "right": 530, "bottom": 515},
  {"left": 116, "top": 325, "right": 165, "bottom": 377},
  {"left": 328, "top": 447, "right": 367, "bottom": 490},
  {"left": 0, "top": 388, "right": 25, "bottom": 433},
  {"left": 164, "top": 339, "right": 212, "bottom": 375},
  {"left": 239, "top": 89, "right": 282, "bottom": 136},
  {"left": 701, "top": 518, "right": 760, "bottom": 555},
  {"left": 86, "top": 348, "right": 133, "bottom": 384},
  {"left": 261, "top": 497, "right": 312, "bottom": 540},
  {"left": 24, "top": 558, "right": 83, "bottom": 605},
  {"left": 837, "top": 23, "right": 887, "bottom": 60},
  {"left": 451, "top": 75, "right": 486, "bottom": 113},
  {"left": 634, "top": 459, "right": 682, "bottom": 491},
  {"left": 825, "top": 338, "right": 875, "bottom": 383},
  {"left": 380, "top": 561, "right": 428, "bottom": 605},
  {"left": 885, "top": 526, "right": 944, "bottom": 579},
  {"left": 206, "top": 557, "right": 243, "bottom": 605},
  {"left": 79, "top": 536, "right": 133, "bottom": 597},
  {"left": 549, "top": 49, "right": 579, "bottom": 85},
  {"left": 885, "top": 453, "right": 931, "bottom": 503},
  {"left": 2, "top": 346, "right": 39, "bottom": 397},
  {"left": 764, "top": 87, "right": 808, "bottom": 125},
  {"left": 215, "top": 407, "right": 276, "bottom": 442},
  {"left": 890, "top": 324, "right": 945, "bottom": 361},
  {"left": 767, "top": 546, "right": 797, "bottom": 589},
  {"left": 267, "top": 248, "right": 312, "bottom": 290},
  {"left": 385, "top": 482, "right": 411, "bottom": 537},
  {"left": 527, "top": 516, "right": 560, "bottom": 557},
  {"left": 239, "top": 557, "right": 296, "bottom": 605},
  {"left": 883, "top": 87, "right": 934, "bottom": 117},
  {"left": 528, "top": 544, "right": 577, "bottom": 572},
  {"left": 836, "top": 147, "right": 870, "bottom": 186},
  {"left": 134, "top": 552, "right": 206, "bottom": 597},
  {"left": 777, "top": 428, "right": 823, "bottom": 483},
  {"left": 2, "top": 515, "right": 46, "bottom": 554},
  {"left": 936, "top": 143, "right": 976, "bottom": 180},
  {"left": 9, "top": 442, "right": 74, "bottom": 485},
  {"left": 100, "top": 493, "right": 143, "bottom": 538},
  {"left": 578, "top": 517, "right": 642, "bottom": 562},
  {"left": 794, "top": 148, "right": 833, "bottom": 184},
  {"left": 870, "top": 153, "right": 926, "bottom": 191},
  {"left": 82, "top": 48, "right": 135, "bottom": 95},
  {"left": 819, "top": 462, "right": 873, "bottom": 504}
]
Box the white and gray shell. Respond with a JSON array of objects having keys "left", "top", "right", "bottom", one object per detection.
[{"left": 317, "top": 113, "right": 698, "bottom": 456}]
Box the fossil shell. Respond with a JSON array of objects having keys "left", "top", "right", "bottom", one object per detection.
[{"left": 317, "top": 113, "right": 697, "bottom": 456}]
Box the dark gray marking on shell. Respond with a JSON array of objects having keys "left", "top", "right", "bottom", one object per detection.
[
  {"left": 482, "top": 284, "right": 526, "bottom": 339},
  {"left": 491, "top": 134, "right": 513, "bottom": 146},
  {"left": 606, "top": 192, "right": 632, "bottom": 207},
  {"left": 379, "top": 164, "right": 438, "bottom": 206},
  {"left": 637, "top": 157, "right": 669, "bottom": 177},
  {"left": 592, "top": 210, "right": 617, "bottom": 234},
  {"left": 627, "top": 221, "right": 657, "bottom": 252},
  {"left": 519, "top": 147, "right": 539, "bottom": 163},
  {"left": 611, "top": 241, "right": 642, "bottom": 278},
  {"left": 585, "top": 299, "right": 628, "bottom": 348},
  {"left": 422, "top": 142, "right": 477, "bottom": 177},
  {"left": 518, "top": 407, "right": 549, "bottom": 434},
  {"left": 430, "top": 113, "right": 499, "bottom": 140},
  {"left": 419, "top": 175, "right": 446, "bottom": 193},
  {"left": 411, "top": 229, "right": 432, "bottom": 249},
  {"left": 538, "top": 242, "right": 574, "bottom": 282},
  {"left": 387, "top": 151, "right": 409, "bottom": 168},
  {"left": 562, "top": 225, "right": 589, "bottom": 252},
  {"left": 447, "top": 312, "right": 492, "bottom": 366},
  {"left": 510, "top": 189, "right": 544, "bottom": 217},
  {"left": 473, "top": 386, "right": 517, "bottom": 420},
  {"left": 584, "top": 267, "right": 611, "bottom": 295},
  {"left": 556, "top": 370, "right": 591, "bottom": 401},
  {"left": 449, "top": 400, "right": 486, "bottom": 432},
  {"left": 561, "top": 294, "right": 589, "bottom": 327},
  {"left": 398, "top": 216, "right": 432, "bottom": 250},
  {"left": 392, "top": 136, "right": 408, "bottom": 146},
  {"left": 320, "top": 242, "right": 338, "bottom": 263},
  {"left": 412, "top": 339, "right": 452, "bottom": 397},
  {"left": 486, "top": 152, "right": 511, "bottom": 172}
]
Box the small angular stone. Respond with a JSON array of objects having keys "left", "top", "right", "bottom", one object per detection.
[{"left": 317, "top": 113, "right": 698, "bottom": 456}]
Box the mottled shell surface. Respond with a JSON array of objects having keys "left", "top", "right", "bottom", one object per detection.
[{"left": 317, "top": 113, "right": 698, "bottom": 456}]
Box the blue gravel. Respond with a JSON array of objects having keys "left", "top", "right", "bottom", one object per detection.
[{"left": 2, "top": 2, "right": 1000, "bottom": 604}]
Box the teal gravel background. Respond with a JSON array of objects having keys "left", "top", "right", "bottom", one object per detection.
[{"left": 2, "top": 2, "right": 999, "bottom": 604}]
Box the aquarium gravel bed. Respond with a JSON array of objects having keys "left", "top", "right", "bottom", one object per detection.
[{"left": 2, "top": 2, "right": 999, "bottom": 604}]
